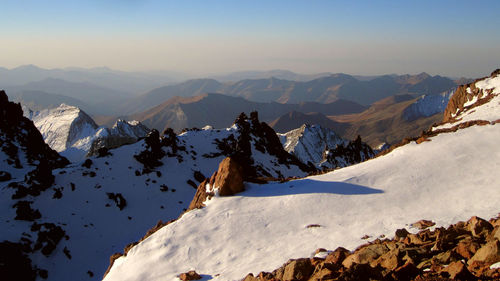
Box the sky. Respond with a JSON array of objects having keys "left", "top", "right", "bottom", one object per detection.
[{"left": 1, "top": 0, "right": 499, "bottom": 77}]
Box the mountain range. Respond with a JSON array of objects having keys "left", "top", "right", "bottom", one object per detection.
[
  {"left": 102, "top": 70, "right": 500, "bottom": 281},
  {"left": 121, "top": 72, "right": 457, "bottom": 115}
]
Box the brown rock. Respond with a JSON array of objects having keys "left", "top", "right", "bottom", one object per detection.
[
  {"left": 411, "top": 220, "right": 436, "bottom": 230},
  {"left": 337, "top": 263, "right": 383, "bottom": 281},
  {"left": 242, "top": 273, "right": 258, "bottom": 281},
  {"left": 308, "top": 267, "right": 336, "bottom": 281},
  {"left": 188, "top": 157, "right": 245, "bottom": 210},
  {"left": 324, "top": 247, "right": 350, "bottom": 265},
  {"left": 392, "top": 261, "right": 420, "bottom": 281},
  {"left": 487, "top": 226, "right": 500, "bottom": 242},
  {"left": 395, "top": 228, "right": 410, "bottom": 240},
  {"left": 468, "top": 239, "right": 500, "bottom": 265},
  {"left": 441, "top": 261, "right": 476, "bottom": 280},
  {"left": 212, "top": 157, "right": 245, "bottom": 196},
  {"left": 178, "top": 270, "right": 202, "bottom": 281},
  {"left": 342, "top": 243, "right": 389, "bottom": 269},
  {"left": 467, "top": 216, "right": 493, "bottom": 238},
  {"left": 282, "top": 258, "right": 314, "bottom": 281},
  {"left": 257, "top": 272, "right": 275, "bottom": 281},
  {"left": 454, "top": 237, "right": 480, "bottom": 259},
  {"left": 371, "top": 248, "right": 402, "bottom": 271}
]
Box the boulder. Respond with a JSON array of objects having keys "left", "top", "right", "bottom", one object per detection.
[
  {"left": 411, "top": 220, "right": 436, "bottom": 230},
  {"left": 178, "top": 270, "right": 202, "bottom": 281},
  {"left": 371, "top": 248, "right": 402, "bottom": 271},
  {"left": 282, "top": 258, "right": 313, "bottom": 281},
  {"left": 454, "top": 237, "right": 480, "bottom": 259},
  {"left": 212, "top": 157, "right": 245, "bottom": 196},
  {"left": 324, "top": 247, "right": 350, "bottom": 265},
  {"left": 468, "top": 239, "right": 500, "bottom": 265},
  {"left": 342, "top": 243, "right": 389, "bottom": 269},
  {"left": 188, "top": 157, "right": 245, "bottom": 210},
  {"left": 441, "top": 261, "right": 476, "bottom": 280},
  {"left": 467, "top": 216, "right": 493, "bottom": 238}
]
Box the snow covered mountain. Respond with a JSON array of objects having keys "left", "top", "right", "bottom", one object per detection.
[
  {"left": 402, "top": 90, "right": 454, "bottom": 121},
  {"left": 0, "top": 97, "right": 314, "bottom": 281},
  {"left": 279, "top": 124, "right": 374, "bottom": 169},
  {"left": 24, "top": 104, "right": 149, "bottom": 162},
  {"left": 103, "top": 71, "right": 500, "bottom": 281}
]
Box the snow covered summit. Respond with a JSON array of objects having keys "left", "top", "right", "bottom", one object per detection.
[{"left": 24, "top": 104, "right": 149, "bottom": 162}]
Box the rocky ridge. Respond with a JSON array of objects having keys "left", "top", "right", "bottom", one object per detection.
[
  {"left": 280, "top": 124, "right": 374, "bottom": 170},
  {"left": 242, "top": 215, "right": 500, "bottom": 281},
  {"left": 0, "top": 90, "right": 69, "bottom": 280}
]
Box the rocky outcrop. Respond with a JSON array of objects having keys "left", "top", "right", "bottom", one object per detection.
[
  {"left": 207, "top": 111, "right": 316, "bottom": 179},
  {"left": 322, "top": 135, "right": 374, "bottom": 169},
  {"left": 87, "top": 119, "right": 149, "bottom": 157},
  {"left": 0, "top": 90, "right": 68, "bottom": 169},
  {"left": 241, "top": 215, "right": 500, "bottom": 281},
  {"left": 189, "top": 157, "right": 244, "bottom": 210},
  {"left": 178, "top": 270, "right": 202, "bottom": 281},
  {"left": 280, "top": 124, "right": 374, "bottom": 170},
  {"left": 443, "top": 69, "right": 499, "bottom": 123},
  {"left": 0, "top": 90, "right": 69, "bottom": 280}
]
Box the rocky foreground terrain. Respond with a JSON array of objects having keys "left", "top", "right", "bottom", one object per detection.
[{"left": 240, "top": 216, "right": 500, "bottom": 281}]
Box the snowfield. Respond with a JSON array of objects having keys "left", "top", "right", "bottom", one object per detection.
[{"left": 104, "top": 120, "right": 500, "bottom": 281}]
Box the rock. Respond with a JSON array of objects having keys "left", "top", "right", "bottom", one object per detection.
[
  {"left": 282, "top": 258, "right": 314, "bottom": 281},
  {"left": 371, "top": 248, "right": 402, "bottom": 271},
  {"left": 487, "top": 226, "right": 500, "bottom": 242},
  {"left": 411, "top": 220, "right": 436, "bottom": 230},
  {"left": 308, "top": 267, "right": 336, "bottom": 281},
  {"left": 0, "top": 171, "right": 12, "bottom": 182},
  {"left": 178, "top": 270, "right": 202, "bottom": 281},
  {"left": 342, "top": 243, "right": 389, "bottom": 269},
  {"left": 441, "top": 261, "right": 476, "bottom": 280},
  {"left": 242, "top": 273, "right": 258, "bottom": 281},
  {"left": 324, "top": 247, "right": 350, "bottom": 265},
  {"left": 468, "top": 239, "right": 500, "bottom": 265},
  {"left": 337, "top": 263, "right": 384, "bottom": 281},
  {"left": 392, "top": 261, "right": 420, "bottom": 281},
  {"left": 188, "top": 157, "right": 245, "bottom": 210},
  {"left": 395, "top": 228, "right": 410, "bottom": 240},
  {"left": 454, "top": 237, "right": 480, "bottom": 259},
  {"left": 212, "top": 157, "right": 244, "bottom": 196},
  {"left": 467, "top": 216, "right": 493, "bottom": 238}
]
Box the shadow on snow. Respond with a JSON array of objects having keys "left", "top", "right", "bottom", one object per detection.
[{"left": 243, "top": 179, "right": 384, "bottom": 197}]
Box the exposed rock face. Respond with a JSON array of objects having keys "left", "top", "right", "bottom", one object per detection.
[
  {"left": 443, "top": 69, "right": 499, "bottom": 123},
  {"left": 322, "top": 135, "right": 374, "bottom": 169},
  {"left": 241, "top": 215, "right": 500, "bottom": 281},
  {"left": 189, "top": 157, "right": 244, "bottom": 210},
  {"left": 0, "top": 91, "right": 68, "bottom": 169},
  {"left": 0, "top": 90, "right": 69, "bottom": 281},
  {"left": 87, "top": 119, "right": 149, "bottom": 157},
  {"left": 280, "top": 124, "right": 374, "bottom": 170}
]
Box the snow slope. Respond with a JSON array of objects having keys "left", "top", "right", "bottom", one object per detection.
[
  {"left": 403, "top": 90, "right": 453, "bottom": 121},
  {"left": 104, "top": 90, "right": 500, "bottom": 280},
  {"left": 1, "top": 109, "right": 311, "bottom": 281}
]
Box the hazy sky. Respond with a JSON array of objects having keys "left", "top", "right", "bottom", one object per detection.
[{"left": 1, "top": 0, "right": 499, "bottom": 77}]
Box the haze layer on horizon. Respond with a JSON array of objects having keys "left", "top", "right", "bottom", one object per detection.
[{"left": 1, "top": 0, "right": 499, "bottom": 78}]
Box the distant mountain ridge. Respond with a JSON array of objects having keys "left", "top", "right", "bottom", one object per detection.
[
  {"left": 124, "top": 72, "right": 458, "bottom": 114},
  {"left": 129, "top": 93, "right": 365, "bottom": 132}
]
